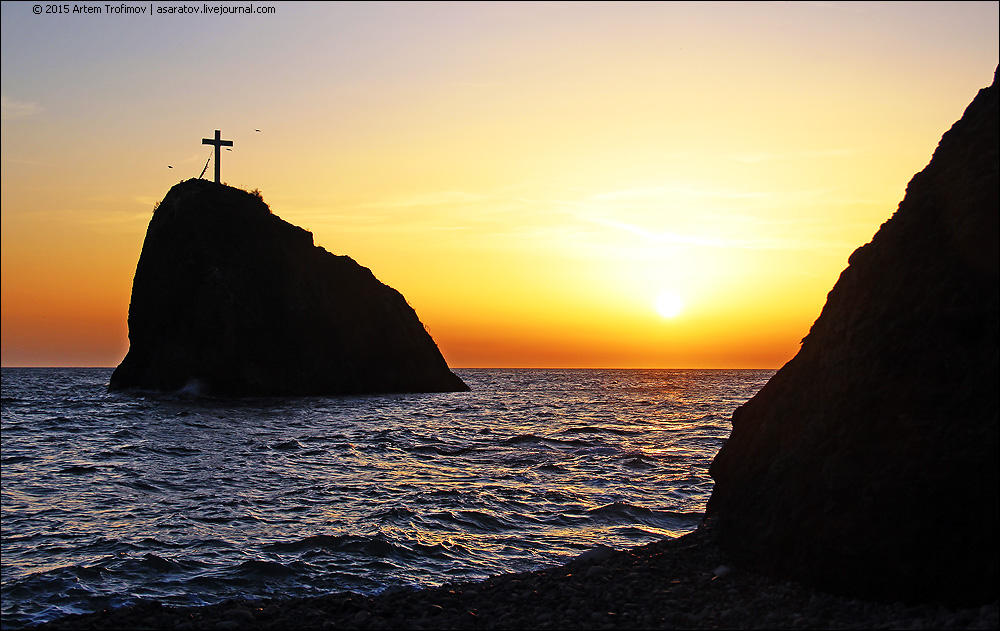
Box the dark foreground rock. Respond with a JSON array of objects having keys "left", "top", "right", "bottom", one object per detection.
[
  {"left": 109, "top": 179, "right": 467, "bottom": 396},
  {"left": 707, "top": 69, "right": 999, "bottom": 606},
  {"left": 29, "top": 527, "right": 999, "bottom": 630}
]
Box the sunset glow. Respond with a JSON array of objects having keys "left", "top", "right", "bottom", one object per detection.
[{"left": 2, "top": 1, "right": 997, "bottom": 368}]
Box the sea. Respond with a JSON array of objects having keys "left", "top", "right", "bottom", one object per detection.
[{"left": 0, "top": 367, "right": 772, "bottom": 629}]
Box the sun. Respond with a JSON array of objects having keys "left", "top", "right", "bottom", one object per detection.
[{"left": 654, "top": 291, "right": 684, "bottom": 319}]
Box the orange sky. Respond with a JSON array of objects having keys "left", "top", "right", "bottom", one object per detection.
[{"left": 2, "top": 1, "right": 998, "bottom": 368}]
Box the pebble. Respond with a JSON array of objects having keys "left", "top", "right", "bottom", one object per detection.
[
  {"left": 224, "top": 607, "right": 254, "bottom": 622},
  {"left": 586, "top": 565, "right": 606, "bottom": 578},
  {"left": 575, "top": 545, "right": 617, "bottom": 564}
]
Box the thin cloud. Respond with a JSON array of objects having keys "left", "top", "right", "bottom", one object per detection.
[
  {"left": 1, "top": 96, "right": 39, "bottom": 120},
  {"left": 731, "top": 148, "right": 862, "bottom": 163},
  {"left": 799, "top": 1, "right": 873, "bottom": 13},
  {"left": 581, "top": 214, "right": 858, "bottom": 251},
  {"left": 351, "top": 190, "right": 496, "bottom": 210},
  {"left": 1, "top": 156, "right": 41, "bottom": 166},
  {"left": 587, "top": 186, "right": 776, "bottom": 203},
  {"left": 552, "top": 185, "right": 866, "bottom": 252},
  {"left": 582, "top": 216, "right": 731, "bottom": 248}
]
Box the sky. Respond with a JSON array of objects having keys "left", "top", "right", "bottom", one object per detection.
[{"left": 2, "top": 1, "right": 998, "bottom": 369}]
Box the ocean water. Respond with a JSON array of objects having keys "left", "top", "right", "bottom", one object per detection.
[{"left": 0, "top": 367, "right": 771, "bottom": 629}]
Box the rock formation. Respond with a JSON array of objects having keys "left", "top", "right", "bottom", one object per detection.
[
  {"left": 706, "top": 68, "right": 998, "bottom": 606},
  {"left": 109, "top": 179, "right": 469, "bottom": 396}
]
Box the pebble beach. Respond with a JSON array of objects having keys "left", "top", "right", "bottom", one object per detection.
[{"left": 28, "top": 527, "right": 998, "bottom": 630}]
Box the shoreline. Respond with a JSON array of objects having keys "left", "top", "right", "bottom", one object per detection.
[{"left": 27, "top": 527, "right": 998, "bottom": 630}]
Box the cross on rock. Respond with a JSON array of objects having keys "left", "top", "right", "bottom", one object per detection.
[{"left": 201, "top": 129, "right": 233, "bottom": 184}]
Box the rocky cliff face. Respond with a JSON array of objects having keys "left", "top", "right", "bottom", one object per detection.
[
  {"left": 706, "top": 69, "right": 998, "bottom": 606},
  {"left": 110, "top": 179, "right": 468, "bottom": 396}
]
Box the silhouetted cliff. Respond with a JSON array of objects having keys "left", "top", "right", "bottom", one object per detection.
[
  {"left": 110, "top": 179, "right": 468, "bottom": 396},
  {"left": 707, "top": 69, "right": 998, "bottom": 606}
]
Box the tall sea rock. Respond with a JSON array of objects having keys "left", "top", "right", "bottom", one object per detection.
[
  {"left": 109, "top": 179, "right": 468, "bottom": 396},
  {"left": 707, "top": 69, "right": 998, "bottom": 606}
]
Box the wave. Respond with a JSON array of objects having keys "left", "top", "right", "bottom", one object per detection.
[
  {"left": 585, "top": 501, "right": 703, "bottom": 526},
  {"left": 502, "top": 433, "right": 544, "bottom": 445},
  {"left": 2, "top": 455, "right": 34, "bottom": 464},
  {"left": 96, "top": 444, "right": 142, "bottom": 458},
  {"left": 263, "top": 534, "right": 406, "bottom": 557},
  {"left": 622, "top": 457, "right": 656, "bottom": 469},
  {"left": 426, "top": 509, "right": 516, "bottom": 532},
  {"left": 373, "top": 507, "right": 416, "bottom": 520},
  {"left": 503, "top": 433, "right": 595, "bottom": 448},
  {"left": 138, "top": 553, "right": 183, "bottom": 572},
  {"left": 77, "top": 537, "right": 146, "bottom": 555},
  {"left": 181, "top": 419, "right": 219, "bottom": 429},
  {"left": 59, "top": 465, "right": 100, "bottom": 474},
  {"left": 136, "top": 536, "right": 188, "bottom": 550},
  {"left": 190, "top": 538, "right": 239, "bottom": 551},
  {"left": 234, "top": 559, "right": 299, "bottom": 577},
  {"left": 116, "top": 478, "right": 163, "bottom": 492},
  {"left": 410, "top": 540, "right": 472, "bottom": 560},
  {"left": 535, "top": 463, "right": 567, "bottom": 473},
  {"left": 408, "top": 444, "right": 475, "bottom": 457},
  {"left": 148, "top": 445, "right": 202, "bottom": 457},
  {"left": 561, "top": 425, "right": 644, "bottom": 436}
]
